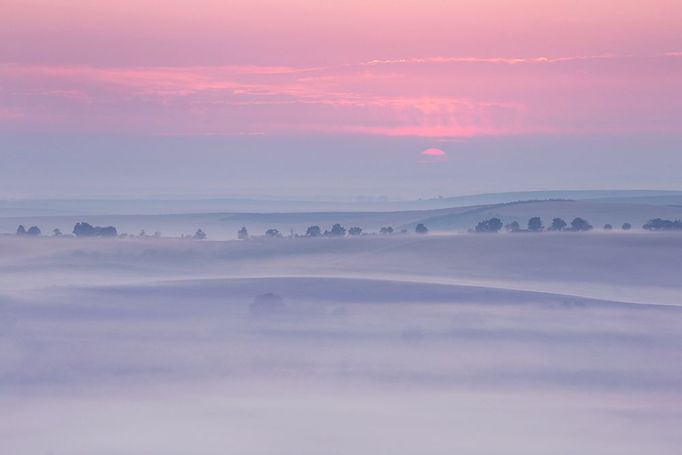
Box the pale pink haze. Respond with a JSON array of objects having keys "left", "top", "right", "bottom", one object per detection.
[{"left": 1, "top": 0, "right": 681, "bottom": 137}]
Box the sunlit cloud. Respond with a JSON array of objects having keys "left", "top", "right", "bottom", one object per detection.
[
  {"left": 364, "top": 54, "right": 624, "bottom": 66},
  {"left": 1, "top": 51, "right": 681, "bottom": 137}
]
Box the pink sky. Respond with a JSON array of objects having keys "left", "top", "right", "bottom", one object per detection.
[{"left": 1, "top": 0, "right": 681, "bottom": 137}]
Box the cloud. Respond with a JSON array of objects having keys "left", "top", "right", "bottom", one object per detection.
[
  {"left": 1, "top": 52, "right": 681, "bottom": 137},
  {"left": 364, "top": 54, "right": 624, "bottom": 66}
]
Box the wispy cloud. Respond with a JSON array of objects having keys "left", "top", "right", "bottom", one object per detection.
[
  {"left": 1, "top": 51, "right": 681, "bottom": 137},
  {"left": 364, "top": 54, "right": 624, "bottom": 66}
]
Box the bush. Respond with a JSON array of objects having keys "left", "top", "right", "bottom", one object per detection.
[
  {"left": 380, "top": 226, "right": 394, "bottom": 235},
  {"left": 622, "top": 223, "right": 632, "bottom": 230},
  {"left": 604, "top": 224, "right": 613, "bottom": 230}
]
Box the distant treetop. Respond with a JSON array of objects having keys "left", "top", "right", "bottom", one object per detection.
[{"left": 73, "top": 222, "right": 118, "bottom": 237}]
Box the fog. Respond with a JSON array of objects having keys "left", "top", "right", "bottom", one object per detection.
[
  {"left": 1, "top": 233, "right": 681, "bottom": 454},
  {"left": 3, "top": 132, "right": 682, "bottom": 200}
]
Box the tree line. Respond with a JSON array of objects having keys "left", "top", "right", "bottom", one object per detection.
[
  {"left": 238, "top": 223, "right": 429, "bottom": 240},
  {"left": 10, "top": 222, "right": 430, "bottom": 240},
  {"left": 11, "top": 216, "right": 682, "bottom": 240},
  {"left": 471, "top": 216, "right": 679, "bottom": 233}
]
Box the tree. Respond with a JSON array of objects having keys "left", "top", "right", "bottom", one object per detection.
[
  {"left": 505, "top": 221, "right": 521, "bottom": 232},
  {"left": 527, "top": 217, "right": 543, "bottom": 232},
  {"left": 52, "top": 228, "right": 62, "bottom": 237},
  {"left": 238, "top": 226, "right": 249, "bottom": 240},
  {"left": 380, "top": 226, "right": 394, "bottom": 235},
  {"left": 26, "top": 226, "right": 41, "bottom": 236},
  {"left": 193, "top": 229, "right": 207, "bottom": 240},
  {"left": 549, "top": 218, "right": 567, "bottom": 231},
  {"left": 570, "top": 217, "right": 593, "bottom": 231},
  {"left": 326, "top": 223, "right": 346, "bottom": 237},
  {"left": 415, "top": 223, "right": 428, "bottom": 234},
  {"left": 265, "top": 228, "right": 282, "bottom": 238},
  {"left": 643, "top": 218, "right": 682, "bottom": 231},
  {"left": 348, "top": 227, "right": 363, "bottom": 236},
  {"left": 305, "top": 225, "right": 321, "bottom": 237},
  {"left": 603, "top": 224, "right": 613, "bottom": 230},
  {"left": 16, "top": 225, "right": 26, "bottom": 235},
  {"left": 622, "top": 222, "right": 632, "bottom": 230},
  {"left": 474, "top": 218, "right": 503, "bottom": 233},
  {"left": 73, "top": 222, "right": 117, "bottom": 237}
]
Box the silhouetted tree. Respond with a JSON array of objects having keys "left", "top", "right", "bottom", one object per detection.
[
  {"left": 193, "top": 228, "right": 207, "bottom": 240},
  {"left": 52, "top": 228, "right": 62, "bottom": 237},
  {"left": 26, "top": 226, "right": 41, "bottom": 236},
  {"left": 505, "top": 221, "right": 521, "bottom": 232},
  {"left": 549, "top": 218, "right": 567, "bottom": 231},
  {"left": 326, "top": 224, "right": 346, "bottom": 237},
  {"left": 643, "top": 218, "right": 682, "bottom": 231},
  {"left": 415, "top": 223, "right": 428, "bottom": 234},
  {"left": 16, "top": 225, "right": 26, "bottom": 235},
  {"left": 73, "top": 222, "right": 117, "bottom": 237},
  {"left": 380, "top": 226, "right": 394, "bottom": 235},
  {"left": 238, "top": 226, "right": 249, "bottom": 240},
  {"left": 475, "top": 218, "right": 503, "bottom": 233},
  {"left": 265, "top": 228, "right": 282, "bottom": 238},
  {"left": 305, "top": 225, "right": 321, "bottom": 237},
  {"left": 570, "top": 217, "right": 593, "bottom": 231},
  {"left": 622, "top": 222, "right": 632, "bottom": 230},
  {"left": 603, "top": 224, "right": 613, "bottom": 230},
  {"left": 348, "top": 227, "right": 363, "bottom": 236},
  {"left": 527, "top": 217, "right": 543, "bottom": 232}
]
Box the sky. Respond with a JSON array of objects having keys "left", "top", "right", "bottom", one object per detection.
[{"left": 1, "top": 0, "right": 681, "bottom": 199}]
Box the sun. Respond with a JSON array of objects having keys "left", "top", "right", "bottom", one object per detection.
[
  {"left": 420, "top": 148, "right": 448, "bottom": 162},
  {"left": 421, "top": 148, "right": 446, "bottom": 157}
]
